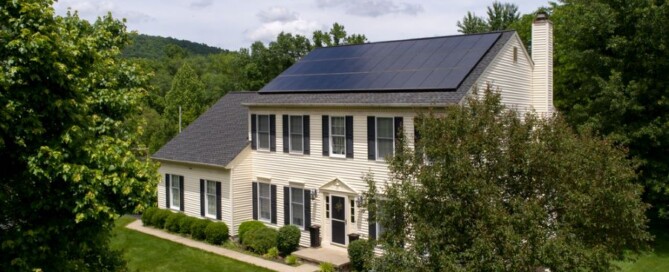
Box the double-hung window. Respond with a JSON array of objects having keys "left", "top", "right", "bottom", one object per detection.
[
  {"left": 170, "top": 174, "right": 181, "bottom": 210},
  {"left": 289, "top": 116, "right": 303, "bottom": 153},
  {"left": 330, "top": 116, "right": 346, "bottom": 157},
  {"left": 376, "top": 117, "right": 394, "bottom": 159},
  {"left": 258, "top": 183, "right": 272, "bottom": 221},
  {"left": 257, "top": 115, "right": 270, "bottom": 150},
  {"left": 290, "top": 187, "right": 305, "bottom": 227},
  {"left": 205, "top": 180, "right": 217, "bottom": 218}
]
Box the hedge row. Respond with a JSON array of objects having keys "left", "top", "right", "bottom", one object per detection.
[
  {"left": 238, "top": 221, "right": 301, "bottom": 256},
  {"left": 141, "top": 207, "right": 229, "bottom": 245}
]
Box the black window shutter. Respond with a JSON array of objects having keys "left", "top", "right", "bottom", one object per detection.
[
  {"left": 270, "top": 115, "right": 276, "bottom": 152},
  {"left": 179, "top": 176, "right": 185, "bottom": 212},
  {"left": 252, "top": 182, "right": 258, "bottom": 220},
  {"left": 394, "top": 117, "right": 404, "bottom": 153},
  {"left": 271, "top": 185, "right": 277, "bottom": 224},
  {"left": 322, "top": 115, "right": 329, "bottom": 156},
  {"left": 370, "top": 221, "right": 377, "bottom": 240},
  {"left": 367, "top": 116, "right": 376, "bottom": 160},
  {"left": 304, "top": 189, "right": 311, "bottom": 231},
  {"left": 284, "top": 186, "right": 290, "bottom": 226},
  {"left": 165, "top": 174, "right": 170, "bottom": 208},
  {"left": 251, "top": 114, "right": 257, "bottom": 150},
  {"left": 282, "top": 115, "right": 289, "bottom": 153},
  {"left": 200, "top": 179, "right": 205, "bottom": 216},
  {"left": 345, "top": 116, "right": 354, "bottom": 158},
  {"left": 414, "top": 118, "right": 421, "bottom": 147},
  {"left": 303, "top": 115, "right": 310, "bottom": 155},
  {"left": 216, "top": 181, "right": 222, "bottom": 220}
]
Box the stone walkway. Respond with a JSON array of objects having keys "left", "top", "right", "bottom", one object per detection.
[
  {"left": 126, "top": 220, "right": 319, "bottom": 272},
  {"left": 293, "top": 246, "right": 350, "bottom": 268}
]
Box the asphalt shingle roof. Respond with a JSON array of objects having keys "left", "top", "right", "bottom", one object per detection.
[{"left": 152, "top": 92, "right": 257, "bottom": 167}]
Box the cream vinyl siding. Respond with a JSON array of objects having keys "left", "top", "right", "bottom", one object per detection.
[
  {"left": 475, "top": 34, "right": 534, "bottom": 115},
  {"left": 228, "top": 147, "right": 253, "bottom": 236},
  {"left": 156, "top": 161, "right": 233, "bottom": 228},
  {"left": 250, "top": 107, "right": 416, "bottom": 246},
  {"left": 531, "top": 19, "right": 554, "bottom": 115}
]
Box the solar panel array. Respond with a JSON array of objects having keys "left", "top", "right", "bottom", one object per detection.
[{"left": 259, "top": 32, "right": 501, "bottom": 93}]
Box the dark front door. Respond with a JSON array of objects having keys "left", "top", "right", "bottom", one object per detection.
[{"left": 331, "top": 195, "right": 346, "bottom": 245}]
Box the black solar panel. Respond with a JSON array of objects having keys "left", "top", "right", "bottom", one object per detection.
[{"left": 259, "top": 32, "right": 502, "bottom": 93}]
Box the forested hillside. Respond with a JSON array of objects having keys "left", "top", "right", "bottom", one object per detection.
[
  {"left": 127, "top": 23, "right": 366, "bottom": 154},
  {"left": 122, "top": 34, "right": 225, "bottom": 59}
]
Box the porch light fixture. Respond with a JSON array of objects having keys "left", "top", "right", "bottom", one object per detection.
[
  {"left": 310, "top": 189, "right": 318, "bottom": 200},
  {"left": 355, "top": 195, "right": 364, "bottom": 207}
]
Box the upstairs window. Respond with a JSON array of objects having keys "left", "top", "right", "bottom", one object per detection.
[
  {"left": 257, "top": 115, "right": 270, "bottom": 150},
  {"left": 289, "top": 115, "right": 304, "bottom": 153},
  {"left": 330, "top": 116, "right": 346, "bottom": 156},
  {"left": 205, "top": 180, "right": 217, "bottom": 218},
  {"left": 376, "top": 117, "right": 394, "bottom": 159}
]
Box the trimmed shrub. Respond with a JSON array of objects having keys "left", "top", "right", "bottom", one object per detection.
[
  {"left": 238, "top": 221, "right": 266, "bottom": 243},
  {"left": 263, "top": 247, "right": 279, "bottom": 259},
  {"left": 141, "top": 207, "right": 158, "bottom": 226},
  {"left": 243, "top": 227, "right": 277, "bottom": 254},
  {"left": 205, "top": 222, "right": 229, "bottom": 245},
  {"left": 348, "top": 239, "right": 374, "bottom": 272},
  {"left": 190, "top": 219, "right": 211, "bottom": 240},
  {"left": 285, "top": 255, "right": 298, "bottom": 265},
  {"left": 319, "top": 262, "right": 335, "bottom": 272},
  {"left": 165, "top": 212, "right": 186, "bottom": 232},
  {"left": 277, "top": 225, "right": 301, "bottom": 255},
  {"left": 152, "top": 209, "right": 172, "bottom": 229},
  {"left": 178, "top": 216, "right": 197, "bottom": 234}
]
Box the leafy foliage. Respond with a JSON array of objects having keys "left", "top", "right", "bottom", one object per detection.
[
  {"left": 204, "top": 222, "right": 230, "bottom": 245},
  {"left": 319, "top": 262, "right": 335, "bottom": 272},
  {"left": 284, "top": 255, "right": 298, "bottom": 265},
  {"left": 457, "top": 1, "right": 520, "bottom": 34},
  {"left": 243, "top": 227, "right": 278, "bottom": 254},
  {"left": 277, "top": 225, "right": 301, "bottom": 256},
  {"left": 0, "top": 1, "right": 159, "bottom": 270},
  {"left": 178, "top": 216, "right": 198, "bottom": 234},
  {"left": 163, "top": 63, "right": 206, "bottom": 133},
  {"left": 238, "top": 221, "right": 266, "bottom": 243},
  {"left": 190, "top": 219, "right": 211, "bottom": 241},
  {"left": 152, "top": 209, "right": 172, "bottom": 229},
  {"left": 122, "top": 34, "right": 225, "bottom": 59},
  {"left": 164, "top": 212, "right": 185, "bottom": 233},
  {"left": 348, "top": 239, "right": 374, "bottom": 272},
  {"left": 263, "top": 247, "right": 279, "bottom": 259},
  {"left": 365, "top": 90, "right": 651, "bottom": 271},
  {"left": 142, "top": 207, "right": 158, "bottom": 226}
]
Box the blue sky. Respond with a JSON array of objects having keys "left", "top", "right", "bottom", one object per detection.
[{"left": 54, "top": 0, "right": 549, "bottom": 50}]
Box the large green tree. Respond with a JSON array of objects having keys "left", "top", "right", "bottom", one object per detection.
[
  {"left": 365, "top": 90, "right": 650, "bottom": 271},
  {"left": 164, "top": 63, "right": 206, "bottom": 131},
  {"left": 0, "top": 1, "right": 158, "bottom": 270},
  {"left": 552, "top": 0, "right": 669, "bottom": 219},
  {"left": 457, "top": 1, "right": 520, "bottom": 34}
]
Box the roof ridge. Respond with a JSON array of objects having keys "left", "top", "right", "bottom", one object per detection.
[{"left": 317, "top": 30, "right": 516, "bottom": 49}]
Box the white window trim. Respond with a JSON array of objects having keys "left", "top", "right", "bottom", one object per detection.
[
  {"left": 288, "top": 115, "right": 304, "bottom": 154},
  {"left": 375, "top": 117, "right": 395, "bottom": 161},
  {"left": 204, "top": 180, "right": 218, "bottom": 219},
  {"left": 257, "top": 115, "right": 271, "bottom": 151},
  {"left": 257, "top": 182, "right": 272, "bottom": 223},
  {"left": 289, "top": 187, "right": 305, "bottom": 228},
  {"left": 329, "top": 116, "right": 346, "bottom": 158},
  {"left": 170, "top": 174, "right": 181, "bottom": 210}
]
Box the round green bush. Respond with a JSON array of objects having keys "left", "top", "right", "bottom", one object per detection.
[
  {"left": 238, "top": 220, "right": 266, "bottom": 243},
  {"left": 178, "top": 216, "right": 197, "bottom": 234},
  {"left": 141, "top": 207, "right": 158, "bottom": 226},
  {"left": 164, "top": 212, "right": 185, "bottom": 232},
  {"left": 277, "top": 225, "right": 301, "bottom": 255},
  {"left": 243, "top": 227, "right": 277, "bottom": 254},
  {"left": 190, "top": 219, "right": 211, "bottom": 240},
  {"left": 205, "top": 222, "right": 229, "bottom": 245},
  {"left": 285, "top": 255, "right": 298, "bottom": 265},
  {"left": 348, "top": 239, "right": 374, "bottom": 272},
  {"left": 152, "top": 209, "right": 172, "bottom": 229}
]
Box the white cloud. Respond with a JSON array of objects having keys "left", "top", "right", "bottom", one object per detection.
[
  {"left": 315, "top": 0, "right": 423, "bottom": 17},
  {"left": 55, "top": 0, "right": 153, "bottom": 23},
  {"left": 190, "top": 0, "right": 213, "bottom": 9},
  {"left": 257, "top": 6, "right": 299, "bottom": 23}
]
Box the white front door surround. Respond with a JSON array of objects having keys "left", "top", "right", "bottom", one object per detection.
[{"left": 319, "top": 178, "right": 358, "bottom": 247}]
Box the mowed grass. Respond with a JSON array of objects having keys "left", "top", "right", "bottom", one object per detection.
[
  {"left": 110, "top": 216, "right": 273, "bottom": 272},
  {"left": 618, "top": 228, "right": 669, "bottom": 272}
]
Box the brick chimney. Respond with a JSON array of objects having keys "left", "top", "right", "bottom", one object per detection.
[{"left": 531, "top": 11, "right": 554, "bottom": 115}]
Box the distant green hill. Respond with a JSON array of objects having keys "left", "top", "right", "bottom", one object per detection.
[{"left": 122, "top": 34, "right": 226, "bottom": 59}]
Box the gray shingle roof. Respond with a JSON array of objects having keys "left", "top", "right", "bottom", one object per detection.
[
  {"left": 248, "top": 31, "right": 514, "bottom": 106},
  {"left": 152, "top": 92, "right": 257, "bottom": 167}
]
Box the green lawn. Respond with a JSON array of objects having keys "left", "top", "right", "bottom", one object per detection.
[
  {"left": 111, "top": 216, "right": 272, "bottom": 272},
  {"left": 618, "top": 229, "right": 669, "bottom": 272}
]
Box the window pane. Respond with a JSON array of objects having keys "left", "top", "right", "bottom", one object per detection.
[
  {"left": 292, "top": 203, "right": 304, "bottom": 226},
  {"left": 290, "top": 116, "right": 302, "bottom": 134},
  {"left": 258, "top": 132, "right": 269, "bottom": 149},
  {"left": 207, "top": 181, "right": 216, "bottom": 194},
  {"left": 258, "top": 115, "right": 269, "bottom": 132},
  {"left": 331, "top": 117, "right": 345, "bottom": 136},
  {"left": 260, "top": 198, "right": 271, "bottom": 220},
  {"left": 377, "top": 118, "right": 393, "bottom": 138},
  {"left": 259, "top": 183, "right": 270, "bottom": 198},
  {"left": 207, "top": 195, "right": 216, "bottom": 215},
  {"left": 332, "top": 136, "right": 345, "bottom": 155},
  {"left": 291, "top": 134, "right": 303, "bottom": 152},
  {"left": 378, "top": 138, "right": 393, "bottom": 158},
  {"left": 172, "top": 188, "right": 180, "bottom": 207},
  {"left": 291, "top": 188, "right": 303, "bottom": 204}
]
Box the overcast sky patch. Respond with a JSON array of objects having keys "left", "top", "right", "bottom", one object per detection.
[
  {"left": 190, "top": 0, "right": 213, "bottom": 9},
  {"left": 317, "top": 0, "right": 423, "bottom": 17}
]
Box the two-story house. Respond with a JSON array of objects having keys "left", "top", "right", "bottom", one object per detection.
[{"left": 152, "top": 13, "right": 554, "bottom": 248}]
